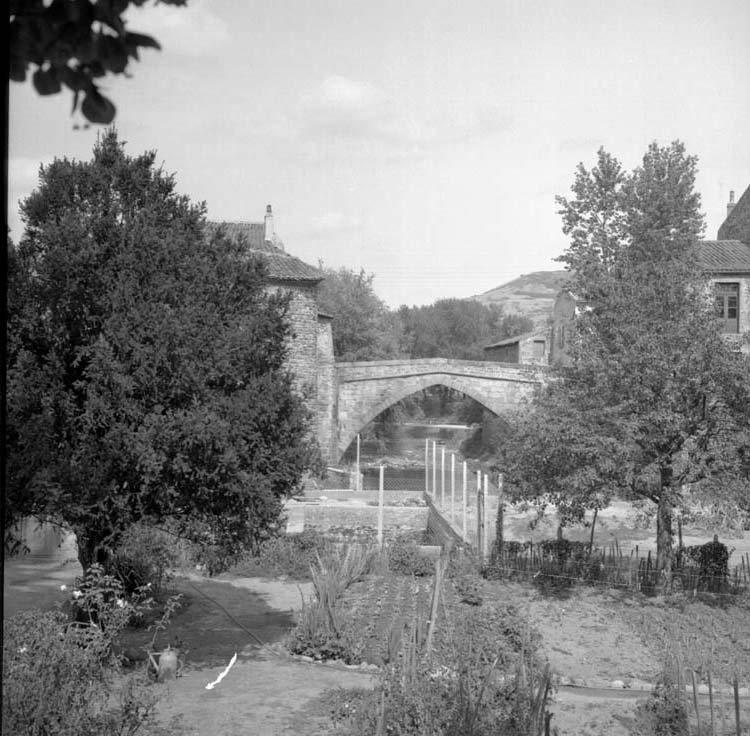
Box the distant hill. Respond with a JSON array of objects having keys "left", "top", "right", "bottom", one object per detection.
[{"left": 470, "top": 270, "right": 569, "bottom": 329}]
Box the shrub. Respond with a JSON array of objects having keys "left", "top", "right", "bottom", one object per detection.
[
  {"left": 2, "top": 609, "right": 163, "bottom": 736},
  {"left": 387, "top": 535, "right": 435, "bottom": 577},
  {"left": 448, "top": 549, "right": 484, "bottom": 605},
  {"left": 326, "top": 639, "right": 552, "bottom": 735},
  {"left": 109, "top": 523, "right": 180, "bottom": 596},
  {"left": 233, "top": 530, "right": 330, "bottom": 580},
  {"left": 634, "top": 673, "right": 689, "bottom": 736},
  {"left": 287, "top": 545, "right": 373, "bottom": 662},
  {"left": 67, "top": 563, "right": 149, "bottom": 634}
]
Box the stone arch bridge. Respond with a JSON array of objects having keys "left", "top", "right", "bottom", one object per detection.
[{"left": 318, "top": 358, "right": 546, "bottom": 463}]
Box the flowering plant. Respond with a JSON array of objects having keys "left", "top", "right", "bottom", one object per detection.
[{"left": 59, "top": 564, "right": 154, "bottom": 650}]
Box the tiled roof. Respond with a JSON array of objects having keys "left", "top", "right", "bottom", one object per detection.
[
  {"left": 718, "top": 184, "right": 750, "bottom": 242},
  {"left": 697, "top": 240, "right": 750, "bottom": 274},
  {"left": 206, "top": 221, "right": 323, "bottom": 283}
]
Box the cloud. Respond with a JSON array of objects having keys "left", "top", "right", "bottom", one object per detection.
[
  {"left": 310, "top": 211, "right": 363, "bottom": 234},
  {"left": 304, "top": 212, "right": 362, "bottom": 239},
  {"left": 125, "top": 0, "right": 230, "bottom": 56},
  {"left": 295, "top": 76, "right": 512, "bottom": 158}
]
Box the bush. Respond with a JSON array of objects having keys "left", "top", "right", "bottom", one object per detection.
[
  {"left": 242, "top": 530, "right": 330, "bottom": 579},
  {"left": 387, "top": 535, "right": 435, "bottom": 577},
  {"left": 448, "top": 549, "right": 484, "bottom": 605},
  {"left": 67, "top": 563, "right": 151, "bottom": 634},
  {"left": 2, "top": 609, "right": 163, "bottom": 736},
  {"left": 287, "top": 545, "right": 373, "bottom": 662},
  {"left": 326, "top": 632, "right": 552, "bottom": 735},
  {"left": 109, "top": 523, "right": 180, "bottom": 596},
  {"left": 634, "top": 673, "right": 689, "bottom": 736}
]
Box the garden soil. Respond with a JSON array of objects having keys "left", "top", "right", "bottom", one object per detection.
[
  {"left": 5, "top": 561, "right": 747, "bottom": 734},
  {"left": 145, "top": 575, "right": 661, "bottom": 736}
]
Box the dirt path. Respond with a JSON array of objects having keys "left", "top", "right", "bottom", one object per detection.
[
  {"left": 156, "top": 654, "right": 375, "bottom": 736},
  {"left": 146, "top": 575, "right": 376, "bottom": 736}
]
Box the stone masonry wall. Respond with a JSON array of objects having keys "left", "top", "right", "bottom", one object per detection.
[
  {"left": 267, "top": 282, "right": 320, "bottom": 397},
  {"left": 315, "top": 318, "right": 337, "bottom": 463},
  {"left": 300, "top": 505, "right": 429, "bottom": 536}
]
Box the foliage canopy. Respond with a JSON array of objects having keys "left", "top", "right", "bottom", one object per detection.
[
  {"left": 9, "top": 0, "right": 187, "bottom": 123},
  {"left": 6, "top": 130, "right": 317, "bottom": 568},
  {"left": 497, "top": 142, "right": 750, "bottom": 574}
]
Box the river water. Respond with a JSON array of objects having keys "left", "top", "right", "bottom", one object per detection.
[{"left": 343, "top": 422, "right": 477, "bottom": 491}]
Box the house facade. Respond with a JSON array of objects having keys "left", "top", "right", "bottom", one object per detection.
[
  {"left": 549, "top": 187, "right": 750, "bottom": 365},
  {"left": 206, "top": 206, "right": 336, "bottom": 450},
  {"left": 483, "top": 332, "right": 548, "bottom": 365}
]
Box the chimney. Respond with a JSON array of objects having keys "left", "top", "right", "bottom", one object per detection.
[
  {"left": 727, "top": 190, "right": 736, "bottom": 219},
  {"left": 264, "top": 204, "right": 274, "bottom": 242}
]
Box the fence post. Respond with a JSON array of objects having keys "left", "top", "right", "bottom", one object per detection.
[
  {"left": 356, "top": 433, "right": 361, "bottom": 491},
  {"left": 496, "top": 472, "right": 504, "bottom": 555},
  {"left": 462, "top": 461, "right": 468, "bottom": 540},
  {"left": 477, "top": 476, "right": 484, "bottom": 562},
  {"left": 441, "top": 446, "right": 445, "bottom": 508},
  {"left": 432, "top": 441, "right": 437, "bottom": 501},
  {"left": 424, "top": 439, "right": 429, "bottom": 495},
  {"left": 483, "top": 473, "right": 490, "bottom": 562},
  {"left": 377, "top": 465, "right": 385, "bottom": 548},
  {"left": 450, "top": 454, "right": 455, "bottom": 524}
]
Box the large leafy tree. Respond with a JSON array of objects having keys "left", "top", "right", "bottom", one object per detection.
[
  {"left": 9, "top": 0, "right": 187, "bottom": 124},
  {"left": 6, "top": 130, "right": 317, "bottom": 568},
  {"left": 316, "top": 265, "right": 406, "bottom": 362},
  {"left": 398, "top": 299, "right": 533, "bottom": 361},
  {"left": 498, "top": 143, "right": 750, "bottom": 580}
]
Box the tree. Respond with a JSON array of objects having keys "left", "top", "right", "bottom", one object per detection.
[
  {"left": 5, "top": 130, "right": 317, "bottom": 569},
  {"left": 9, "top": 0, "right": 187, "bottom": 124},
  {"left": 316, "top": 265, "right": 406, "bottom": 362},
  {"left": 498, "top": 142, "right": 750, "bottom": 581},
  {"left": 398, "top": 299, "right": 533, "bottom": 361}
]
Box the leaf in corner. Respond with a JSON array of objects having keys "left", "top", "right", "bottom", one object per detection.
[
  {"left": 33, "top": 67, "right": 62, "bottom": 96},
  {"left": 81, "top": 89, "right": 116, "bottom": 124}
]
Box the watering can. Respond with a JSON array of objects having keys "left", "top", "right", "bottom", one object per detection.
[{"left": 147, "top": 645, "right": 179, "bottom": 681}]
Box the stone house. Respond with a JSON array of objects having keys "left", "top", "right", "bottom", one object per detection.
[
  {"left": 206, "top": 206, "right": 336, "bottom": 453},
  {"left": 549, "top": 187, "right": 750, "bottom": 364},
  {"left": 483, "top": 332, "right": 548, "bottom": 365}
]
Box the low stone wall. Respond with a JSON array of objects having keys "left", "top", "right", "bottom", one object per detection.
[
  {"left": 301, "top": 505, "right": 428, "bottom": 535},
  {"left": 303, "top": 490, "right": 425, "bottom": 504},
  {"left": 423, "top": 494, "right": 467, "bottom": 549}
]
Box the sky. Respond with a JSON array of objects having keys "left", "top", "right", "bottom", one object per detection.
[{"left": 8, "top": 0, "right": 750, "bottom": 308}]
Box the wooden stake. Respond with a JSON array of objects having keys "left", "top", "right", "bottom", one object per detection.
[
  {"left": 377, "top": 466, "right": 384, "bottom": 548},
  {"left": 424, "top": 438, "right": 429, "bottom": 495},
  {"left": 441, "top": 446, "right": 445, "bottom": 508},
  {"left": 356, "top": 433, "right": 361, "bottom": 491},
  {"left": 432, "top": 441, "right": 437, "bottom": 500},
  {"left": 450, "top": 453, "right": 455, "bottom": 523},
  {"left": 734, "top": 676, "right": 741, "bottom": 736},
  {"left": 707, "top": 671, "right": 715, "bottom": 736},
  {"left": 690, "top": 670, "right": 702, "bottom": 736},
  {"left": 462, "top": 461, "right": 467, "bottom": 541}
]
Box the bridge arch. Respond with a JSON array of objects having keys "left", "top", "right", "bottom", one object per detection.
[
  {"left": 337, "top": 375, "right": 501, "bottom": 460},
  {"left": 331, "top": 359, "right": 543, "bottom": 463}
]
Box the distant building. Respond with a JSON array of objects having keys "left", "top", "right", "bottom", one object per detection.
[
  {"left": 206, "top": 206, "right": 336, "bottom": 449},
  {"left": 549, "top": 186, "right": 750, "bottom": 364},
  {"left": 483, "top": 332, "right": 548, "bottom": 365}
]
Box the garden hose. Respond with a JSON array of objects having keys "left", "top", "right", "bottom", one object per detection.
[{"left": 186, "top": 579, "right": 265, "bottom": 646}]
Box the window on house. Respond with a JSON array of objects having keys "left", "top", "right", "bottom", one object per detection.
[
  {"left": 714, "top": 283, "right": 739, "bottom": 333},
  {"left": 532, "top": 340, "right": 545, "bottom": 358}
]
